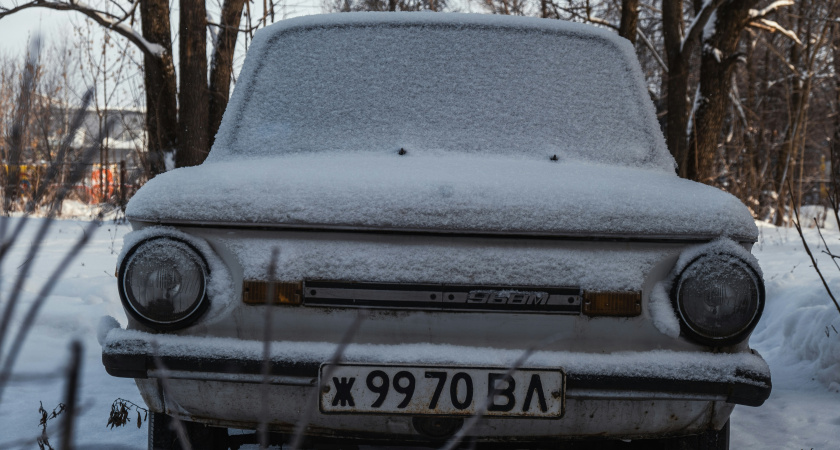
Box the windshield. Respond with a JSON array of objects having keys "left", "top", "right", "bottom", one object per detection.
[{"left": 211, "top": 16, "right": 670, "bottom": 169}]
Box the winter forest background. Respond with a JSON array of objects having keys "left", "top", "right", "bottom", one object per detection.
[{"left": 0, "top": 0, "right": 838, "bottom": 224}]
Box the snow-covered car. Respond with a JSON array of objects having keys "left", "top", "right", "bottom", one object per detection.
[{"left": 101, "top": 12, "right": 771, "bottom": 449}]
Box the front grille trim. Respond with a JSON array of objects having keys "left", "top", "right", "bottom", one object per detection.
[{"left": 303, "top": 281, "right": 582, "bottom": 314}]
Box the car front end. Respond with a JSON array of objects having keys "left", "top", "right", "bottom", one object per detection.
[{"left": 101, "top": 13, "right": 770, "bottom": 448}]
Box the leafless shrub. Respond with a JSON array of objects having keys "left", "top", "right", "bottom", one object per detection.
[
  {"left": 107, "top": 398, "right": 149, "bottom": 429},
  {"left": 288, "top": 309, "right": 367, "bottom": 450},
  {"left": 0, "top": 37, "right": 109, "bottom": 450},
  {"left": 37, "top": 401, "right": 66, "bottom": 450},
  {"left": 789, "top": 180, "right": 840, "bottom": 318},
  {"left": 149, "top": 342, "right": 194, "bottom": 450}
]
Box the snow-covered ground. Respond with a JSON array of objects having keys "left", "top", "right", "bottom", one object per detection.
[
  {"left": 0, "top": 212, "right": 839, "bottom": 448},
  {"left": 731, "top": 210, "right": 840, "bottom": 449}
]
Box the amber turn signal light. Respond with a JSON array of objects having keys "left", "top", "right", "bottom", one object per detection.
[
  {"left": 242, "top": 281, "right": 302, "bottom": 305},
  {"left": 582, "top": 291, "right": 641, "bottom": 317}
]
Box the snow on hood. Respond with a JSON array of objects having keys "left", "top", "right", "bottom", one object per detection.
[{"left": 127, "top": 154, "right": 757, "bottom": 241}]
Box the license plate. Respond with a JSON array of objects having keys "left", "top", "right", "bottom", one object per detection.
[{"left": 319, "top": 364, "right": 565, "bottom": 418}]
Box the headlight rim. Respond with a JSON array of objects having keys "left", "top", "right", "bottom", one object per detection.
[
  {"left": 671, "top": 252, "right": 765, "bottom": 347},
  {"left": 118, "top": 235, "right": 211, "bottom": 330}
]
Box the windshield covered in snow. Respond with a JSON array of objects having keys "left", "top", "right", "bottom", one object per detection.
[{"left": 211, "top": 15, "right": 671, "bottom": 170}]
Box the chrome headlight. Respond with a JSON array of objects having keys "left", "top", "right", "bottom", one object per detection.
[
  {"left": 119, "top": 237, "right": 209, "bottom": 329},
  {"left": 672, "top": 254, "right": 764, "bottom": 346}
]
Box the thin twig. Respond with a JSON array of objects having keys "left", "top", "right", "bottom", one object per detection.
[
  {"left": 439, "top": 331, "right": 567, "bottom": 450},
  {"left": 788, "top": 181, "right": 840, "bottom": 316},
  {"left": 0, "top": 400, "right": 94, "bottom": 450},
  {"left": 289, "top": 310, "right": 367, "bottom": 450},
  {"left": 0, "top": 117, "right": 114, "bottom": 363},
  {"left": 814, "top": 218, "right": 840, "bottom": 272},
  {"left": 0, "top": 215, "right": 103, "bottom": 403},
  {"left": 59, "top": 340, "right": 83, "bottom": 450},
  {"left": 827, "top": 188, "right": 840, "bottom": 232},
  {"left": 0, "top": 121, "right": 114, "bottom": 401},
  {"left": 0, "top": 37, "right": 41, "bottom": 333},
  {"left": 150, "top": 343, "right": 193, "bottom": 450},
  {"left": 637, "top": 28, "right": 668, "bottom": 73},
  {"left": 3, "top": 36, "right": 40, "bottom": 214},
  {"left": 27, "top": 90, "right": 94, "bottom": 213},
  {"left": 258, "top": 247, "right": 280, "bottom": 449}
]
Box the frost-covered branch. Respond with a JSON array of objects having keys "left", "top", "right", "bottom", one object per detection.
[
  {"left": 586, "top": 15, "right": 619, "bottom": 31},
  {"left": 681, "top": 0, "right": 726, "bottom": 55},
  {"left": 761, "top": 34, "right": 801, "bottom": 76},
  {"left": 729, "top": 83, "right": 748, "bottom": 129},
  {"left": 749, "top": 0, "right": 795, "bottom": 19},
  {"left": 0, "top": 0, "right": 165, "bottom": 58},
  {"left": 637, "top": 28, "right": 668, "bottom": 72},
  {"left": 750, "top": 18, "right": 803, "bottom": 45}
]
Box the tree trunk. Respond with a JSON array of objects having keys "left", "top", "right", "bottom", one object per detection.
[
  {"left": 774, "top": 0, "right": 806, "bottom": 225},
  {"left": 177, "top": 0, "right": 209, "bottom": 168},
  {"left": 689, "top": 0, "right": 758, "bottom": 183},
  {"left": 743, "top": 36, "right": 761, "bottom": 212},
  {"left": 208, "top": 0, "right": 246, "bottom": 147},
  {"left": 661, "top": 0, "right": 725, "bottom": 179},
  {"left": 832, "top": 24, "right": 840, "bottom": 212},
  {"left": 662, "top": 0, "right": 689, "bottom": 174},
  {"left": 618, "top": 0, "right": 639, "bottom": 45},
  {"left": 139, "top": 0, "right": 177, "bottom": 176}
]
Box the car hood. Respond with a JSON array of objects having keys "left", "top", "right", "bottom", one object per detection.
[{"left": 126, "top": 154, "right": 758, "bottom": 242}]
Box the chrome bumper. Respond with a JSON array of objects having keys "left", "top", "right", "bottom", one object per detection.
[{"left": 102, "top": 328, "right": 771, "bottom": 407}]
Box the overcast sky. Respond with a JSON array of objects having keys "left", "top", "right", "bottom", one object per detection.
[
  {"left": 0, "top": 1, "right": 322, "bottom": 108},
  {"left": 0, "top": 2, "right": 325, "bottom": 55},
  {"left": 0, "top": 7, "right": 71, "bottom": 55}
]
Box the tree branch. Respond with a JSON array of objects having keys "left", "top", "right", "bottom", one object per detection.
[
  {"left": 0, "top": 0, "right": 164, "bottom": 58},
  {"left": 749, "top": 0, "right": 795, "bottom": 20},
  {"left": 789, "top": 181, "right": 840, "bottom": 317},
  {"left": 585, "top": 15, "right": 619, "bottom": 31},
  {"left": 681, "top": 0, "right": 726, "bottom": 56},
  {"left": 750, "top": 18, "right": 803, "bottom": 45},
  {"left": 637, "top": 28, "right": 668, "bottom": 72}
]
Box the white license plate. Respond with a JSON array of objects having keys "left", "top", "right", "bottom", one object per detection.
[{"left": 319, "top": 364, "right": 565, "bottom": 418}]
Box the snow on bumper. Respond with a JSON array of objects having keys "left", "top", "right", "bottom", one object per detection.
[{"left": 101, "top": 328, "right": 771, "bottom": 407}]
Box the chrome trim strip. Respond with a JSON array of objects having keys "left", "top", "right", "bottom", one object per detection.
[
  {"left": 303, "top": 281, "right": 582, "bottom": 314},
  {"left": 565, "top": 390, "right": 727, "bottom": 402},
  {"left": 147, "top": 369, "right": 316, "bottom": 386},
  {"left": 313, "top": 287, "right": 441, "bottom": 303},
  {"left": 129, "top": 217, "right": 754, "bottom": 243}
]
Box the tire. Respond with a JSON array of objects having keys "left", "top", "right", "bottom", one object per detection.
[{"left": 148, "top": 412, "right": 228, "bottom": 450}]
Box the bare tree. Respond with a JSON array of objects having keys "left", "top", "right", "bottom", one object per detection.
[
  {"left": 661, "top": 0, "right": 723, "bottom": 178},
  {"left": 0, "top": 0, "right": 249, "bottom": 175},
  {"left": 327, "top": 0, "right": 446, "bottom": 12},
  {"left": 688, "top": 0, "right": 765, "bottom": 184},
  {"left": 617, "top": 0, "right": 639, "bottom": 44},
  {"left": 209, "top": 0, "right": 248, "bottom": 147}
]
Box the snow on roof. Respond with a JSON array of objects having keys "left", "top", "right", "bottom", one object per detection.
[
  {"left": 209, "top": 12, "right": 673, "bottom": 171},
  {"left": 127, "top": 154, "right": 758, "bottom": 241}
]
